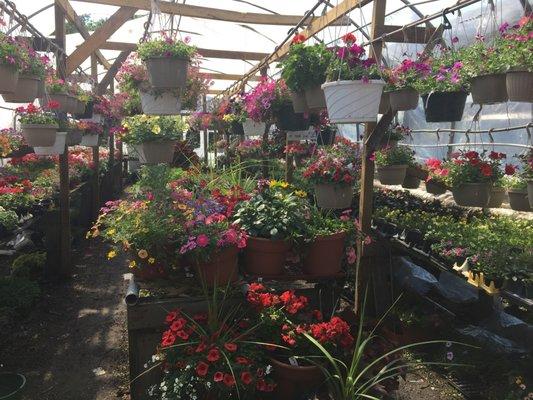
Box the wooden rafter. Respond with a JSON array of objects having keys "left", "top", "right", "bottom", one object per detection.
[
  {"left": 54, "top": 0, "right": 111, "bottom": 69},
  {"left": 378, "top": 25, "right": 436, "bottom": 44},
  {"left": 66, "top": 6, "right": 137, "bottom": 74},
  {"left": 201, "top": 73, "right": 260, "bottom": 82},
  {"left": 96, "top": 50, "right": 131, "bottom": 95}
]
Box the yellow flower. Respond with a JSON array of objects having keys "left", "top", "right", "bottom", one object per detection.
[
  {"left": 129, "top": 260, "right": 137, "bottom": 268},
  {"left": 107, "top": 250, "right": 117, "bottom": 259},
  {"left": 294, "top": 190, "right": 307, "bottom": 198},
  {"left": 280, "top": 181, "right": 289, "bottom": 188},
  {"left": 177, "top": 203, "right": 187, "bottom": 211},
  {"left": 148, "top": 257, "right": 155, "bottom": 264},
  {"left": 151, "top": 124, "right": 161, "bottom": 134},
  {"left": 107, "top": 228, "right": 116, "bottom": 236},
  {"left": 138, "top": 249, "right": 148, "bottom": 259}
]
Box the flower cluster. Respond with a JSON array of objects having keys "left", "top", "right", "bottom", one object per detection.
[
  {"left": 284, "top": 142, "right": 316, "bottom": 157},
  {"left": 78, "top": 121, "right": 104, "bottom": 136},
  {"left": 16, "top": 103, "right": 59, "bottom": 126},
  {"left": 384, "top": 58, "right": 431, "bottom": 91},
  {"left": 137, "top": 34, "right": 196, "bottom": 60},
  {"left": 443, "top": 150, "right": 504, "bottom": 187},
  {"left": 413, "top": 51, "right": 469, "bottom": 93},
  {"left": 243, "top": 78, "right": 290, "bottom": 123},
  {"left": 0, "top": 129, "right": 26, "bottom": 157},
  {"left": 121, "top": 114, "right": 188, "bottom": 144},
  {"left": 424, "top": 158, "right": 449, "bottom": 184},
  {"left": 0, "top": 33, "right": 24, "bottom": 69},
  {"left": 499, "top": 15, "right": 533, "bottom": 72}
]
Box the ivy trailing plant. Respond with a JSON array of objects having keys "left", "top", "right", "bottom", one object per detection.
[{"left": 137, "top": 36, "right": 196, "bottom": 61}]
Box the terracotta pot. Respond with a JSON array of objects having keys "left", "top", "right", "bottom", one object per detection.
[
  {"left": 506, "top": 70, "right": 533, "bottom": 102},
  {"left": 290, "top": 90, "right": 309, "bottom": 113},
  {"left": 303, "top": 232, "right": 346, "bottom": 276},
  {"left": 46, "top": 93, "right": 70, "bottom": 112},
  {"left": 0, "top": 64, "right": 19, "bottom": 94},
  {"left": 140, "top": 91, "right": 181, "bottom": 115},
  {"left": 135, "top": 140, "right": 177, "bottom": 164},
  {"left": 304, "top": 85, "right": 326, "bottom": 110},
  {"left": 402, "top": 174, "right": 421, "bottom": 189},
  {"left": 376, "top": 164, "right": 408, "bottom": 185},
  {"left": 145, "top": 56, "right": 189, "bottom": 90},
  {"left": 508, "top": 189, "right": 530, "bottom": 211},
  {"left": 244, "top": 237, "right": 290, "bottom": 276},
  {"left": 2, "top": 75, "right": 40, "bottom": 103},
  {"left": 425, "top": 180, "right": 447, "bottom": 195},
  {"left": 314, "top": 183, "right": 353, "bottom": 209},
  {"left": 270, "top": 357, "right": 323, "bottom": 400},
  {"left": 193, "top": 246, "right": 239, "bottom": 287},
  {"left": 422, "top": 91, "right": 468, "bottom": 122},
  {"left": 487, "top": 187, "right": 506, "bottom": 208},
  {"left": 378, "top": 91, "right": 390, "bottom": 114},
  {"left": 388, "top": 88, "right": 419, "bottom": 111},
  {"left": 66, "top": 130, "right": 83, "bottom": 146},
  {"left": 276, "top": 103, "right": 310, "bottom": 131},
  {"left": 528, "top": 181, "right": 533, "bottom": 209},
  {"left": 20, "top": 124, "right": 58, "bottom": 147},
  {"left": 471, "top": 73, "right": 508, "bottom": 104},
  {"left": 452, "top": 183, "right": 491, "bottom": 207}
]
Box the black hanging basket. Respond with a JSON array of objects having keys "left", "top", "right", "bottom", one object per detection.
[
  {"left": 275, "top": 103, "right": 310, "bottom": 131},
  {"left": 317, "top": 128, "right": 336, "bottom": 145},
  {"left": 75, "top": 99, "right": 94, "bottom": 119},
  {"left": 422, "top": 91, "right": 468, "bottom": 122},
  {"left": 230, "top": 121, "right": 244, "bottom": 135}
]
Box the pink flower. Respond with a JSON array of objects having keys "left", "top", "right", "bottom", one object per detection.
[{"left": 196, "top": 234, "right": 210, "bottom": 247}]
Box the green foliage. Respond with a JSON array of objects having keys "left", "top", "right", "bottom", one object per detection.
[
  {"left": 499, "top": 17, "right": 533, "bottom": 71},
  {"left": 0, "top": 276, "right": 40, "bottom": 317},
  {"left": 65, "top": 14, "right": 106, "bottom": 34},
  {"left": 121, "top": 114, "right": 188, "bottom": 144},
  {"left": 0, "top": 206, "right": 18, "bottom": 231},
  {"left": 279, "top": 43, "right": 332, "bottom": 92},
  {"left": 0, "top": 192, "right": 35, "bottom": 212},
  {"left": 461, "top": 40, "right": 506, "bottom": 78},
  {"left": 11, "top": 252, "right": 46, "bottom": 280},
  {"left": 0, "top": 33, "right": 24, "bottom": 69},
  {"left": 137, "top": 38, "right": 196, "bottom": 60},
  {"left": 373, "top": 146, "right": 414, "bottom": 166},
  {"left": 502, "top": 175, "right": 527, "bottom": 190}
]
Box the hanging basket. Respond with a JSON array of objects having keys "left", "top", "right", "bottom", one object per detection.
[
  {"left": 230, "top": 121, "right": 244, "bottom": 135},
  {"left": 36, "top": 79, "right": 45, "bottom": 98},
  {"left": 2, "top": 75, "right": 40, "bottom": 103},
  {"left": 402, "top": 174, "right": 421, "bottom": 189},
  {"left": 140, "top": 91, "right": 182, "bottom": 115},
  {"left": 135, "top": 140, "right": 177, "bottom": 164},
  {"left": 66, "top": 130, "right": 83, "bottom": 146},
  {"left": 322, "top": 80, "right": 385, "bottom": 123},
  {"left": 422, "top": 91, "right": 468, "bottom": 122},
  {"left": 75, "top": 100, "right": 94, "bottom": 119},
  {"left": 20, "top": 124, "right": 58, "bottom": 147},
  {"left": 317, "top": 129, "right": 336, "bottom": 145},
  {"left": 290, "top": 91, "right": 309, "bottom": 113},
  {"left": 452, "top": 183, "right": 491, "bottom": 207},
  {"left": 508, "top": 189, "right": 531, "bottom": 211},
  {"left": 145, "top": 57, "right": 189, "bottom": 90},
  {"left": 0, "top": 64, "right": 19, "bottom": 94},
  {"left": 73, "top": 99, "right": 86, "bottom": 115},
  {"left": 314, "top": 183, "right": 353, "bottom": 209},
  {"left": 425, "top": 180, "right": 447, "bottom": 195},
  {"left": 80, "top": 133, "right": 99, "bottom": 147},
  {"left": 275, "top": 103, "right": 310, "bottom": 131},
  {"left": 506, "top": 70, "right": 533, "bottom": 103},
  {"left": 376, "top": 164, "right": 408, "bottom": 185},
  {"left": 388, "top": 88, "right": 419, "bottom": 111},
  {"left": 471, "top": 73, "right": 508, "bottom": 104},
  {"left": 487, "top": 187, "right": 506, "bottom": 208},
  {"left": 45, "top": 93, "right": 70, "bottom": 112},
  {"left": 242, "top": 119, "right": 266, "bottom": 136},
  {"left": 66, "top": 95, "right": 78, "bottom": 114},
  {"left": 33, "top": 131, "right": 66, "bottom": 156},
  {"left": 304, "top": 85, "right": 326, "bottom": 110}
]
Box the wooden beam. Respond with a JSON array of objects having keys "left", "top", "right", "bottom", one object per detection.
[
  {"left": 207, "top": 89, "right": 225, "bottom": 95},
  {"left": 66, "top": 6, "right": 136, "bottom": 75},
  {"left": 99, "top": 41, "right": 269, "bottom": 61},
  {"left": 54, "top": 0, "right": 111, "bottom": 69},
  {"left": 71, "top": 0, "right": 345, "bottom": 26},
  {"left": 201, "top": 73, "right": 260, "bottom": 82},
  {"left": 96, "top": 50, "right": 131, "bottom": 95},
  {"left": 379, "top": 25, "right": 436, "bottom": 44}
]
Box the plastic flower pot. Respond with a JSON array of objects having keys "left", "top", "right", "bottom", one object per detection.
[
  {"left": 45, "top": 93, "right": 69, "bottom": 112},
  {"left": 33, "top": 131, "right": 66, "bottom": 156},
  {"left": 0, "top": 64, "right": 19, "bottom": 94},
  {"left": 75, "top": 100, "right": 94, "bottom": 119},
  {"left": 422, "top": 91, "right": 468, "bottom": 122},
  {"left": 244, "top": 237, "right": 290, "bottom": 276},
  {"left": 506, "top": 70, "right": 533, "bottom": 102},
  {"left": 314, "top": 183, "right": 353, "bottom": 209},
  {"left": 20, "top": 124, "right": 58, "bottom": 147},
  {"left": 528, "top": 181, "right": 533, "bottom": 209},
  {"left": 388, "top": 88, "right": 420, "bottom": 111},
  {"left": 80, "top": 133, "right": 99, "bottom": 147},
  {"left": 304, "top": 85, "right": 326, "bottom": 110},
  {"left": 321, "top": 80, "right": 385, "bottom": 123},
  {"left": 508, "top": 189, "right": 531, "bottom": 211},
  {"left": 378, "top": 91, "right": 390, "bottom": 114},
  {"left": 66, "top": 129, "right": 83, "bottom": 146},
  {"left": 242, "top": 119, "right": 266, "bottom": 136},
  {"left": 290, "top": 90, "right": 309, "bottom": 113},
  {"left": 451, "top": 183, "right": 491, "bottom": 207},
  {"left": 145, "top": 56, "right": 189, "bottom": 90},
  {"left": 2, "top": 75, "right": 40, "bottom": 103},
  {"left": 275, "top": 103, "right": 310, "bottom": 132},
  {"left": 140, "top": 91, "right": 182, "bottom": 115},
  {"left": 487, "top": 187, "right": 506, "bottom": 208},
  {"left": 135, "top": 140, "right": 177, "bottom": 164},
  {"left": 402, "top": 174, "right": 421, "bottom": 189},
  {"left": 269, "top": 357, "right": 323, "bottom": 400},
  {"left": 470, "top": 73, "right": 508, "bottom": 104},
  {"left": 376, "top": 164, "right": 408, "bottom": 185},
  {"left": 193, "top": 246, "right": 239, "bottom": 288},
  {"left": 0, "top": 372, "right": 26, "bottom": 400},
  {"left": 302, "top": 231, "right": 346, "bottom": 276},
  {"left": 316, "top": 129, "right": 336, "bottom": 145},
  {"left": 425, "top": 180, "right": 447, "bottom": 195},
  {"left": 230, "top": 121, "right": 244, "bottom": 135}
]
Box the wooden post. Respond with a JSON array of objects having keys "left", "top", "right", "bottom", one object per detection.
[
  {"left": 55, "top": 5, "right": 71, "bottom": 278},
  {"left": 202, "top": 94, "right": 208, "bottom": 164},
  {"left": 91, "top": 55, "right": 100, "bottom": 219}
]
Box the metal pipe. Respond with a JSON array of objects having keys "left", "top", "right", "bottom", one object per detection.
[
  {"left": 124, "top": 277, "right": 140, "bottom": 306},
  {"left": 409, "top": 123, "right": 533, "bottom": 134},
  {"left": 398, "top": 142, "right": 533, "bottom": 149}
]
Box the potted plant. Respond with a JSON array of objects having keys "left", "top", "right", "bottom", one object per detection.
[
  {"left": 373, "top": 146, "right": 414, "bottom": 185},
  {"left": 0, "top": 33, "right": 23, "bottom": 94},
  {"left": 44, "top": 77, "right": 71, "bottom": 113},
  {"left": 443, "top": 150, "right": 500, "bottom": 207},
  {"left": 413, "top": 50, "right": 470, "bottom": 122},
  {"left": 16, "top": 102, "right": 59, "bottom": 147},
  {"left": 233, "top": 180, "right": 309, "bottom": 276},
  {"left": 379, "top": 124, "right": 408, "bottom": 149},
  {"left": 384, "top": 58, "right": 427, "bottom": 111},
  {"left": 424, "top": 158, "right": 449, "bottom": 195},
  {"left": 2, "top": 45, "right": 47, "bottom": 103},
  {"left": 503, "top": 174, "right": 530, "bottom": 211},
  {"left": 137, "top": 35, "right": 196, "bottom": 90},
  {"left": 220, "top": 99, "right": 247, "bottom": 135},
  {"left": 121, "top": 115, "right": 187, "bottom": 164},
  {"left": 303, "top": 139, "right": 361, "bottom": 209},
  {"left": 78, "top": 120, "right": 103, "bottom": 147},
  {"left": 402, "top": 161, "right": 422, "bottom": 189},
  {"left": 33, "top": 131, "right": 67, "bottom": 156},
  {"left": 63, "top": 119, "right": 82, "bottom": 146},
  {"left": 500, "top": 15, "right": 533, "bottom": 102},
  {"left": 322, "top": 33, "right": 385, "bottom": 123}
]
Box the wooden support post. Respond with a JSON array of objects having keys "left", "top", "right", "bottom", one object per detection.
[
  {"left": 202, "top": 94, "right": 208, "bottom": 164},
  {"left": 55, "top": 4, "right": 71, "bottom": 278},
  {"left": 90, "top": 55, "right": 100, "bottom": 218}
]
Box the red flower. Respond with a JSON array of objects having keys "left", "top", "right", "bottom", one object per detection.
[
  {"left": 465, "top": 151, "right": 479, "bottom": 160},
  {"left": 479, "top": 163, "right": 492, "bottom": 177},
  {"left": 241, "top": 371, "right": 253, "bottom": 385},
  {"left": 291, "top": 33, "right": 307, "bottom": 44},
  {"left": 176, "top": 330, "right": 190, "bottom": 340},
  {"left": 170, "top": 318, "right": 186, "bottom": 332},
  {"left": 213, "top": 371, "right": 224, "bottom": 382},
  {"left": 207, "top": 347, "right": 220, "bottom": 362},
  {"left": 196, "top": 361, "right": 209, "bottom": 377},
  {"left": 312, "top": 310, "right": 323, "bottom": 321},
  {"left": 505, "top": 164, "right": 516, "bottom": 175},
  {"left": 195, "top": 342, "right": 207, "bottom": 353},
  {"left": 223, "top": 373, "right": 236, "bottom": 387},
  {"left": 224, "top": 343, "right": 237, "bottom": 352},
  {"left": 236, "top": 356, "right": 250, "bottom": 365},
  {"left": 161, "top": 330, "right": 176, "bottom": 347},
  {"left": 342, "top": 32, "right": 356, "bottom": 44},
  {"left": 47, "top": 100, "right": 60, "bottom": 110}
]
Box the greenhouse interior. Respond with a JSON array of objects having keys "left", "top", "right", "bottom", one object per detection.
[{"left": 0, "top": 0, "right": 532, "bottom": 399}]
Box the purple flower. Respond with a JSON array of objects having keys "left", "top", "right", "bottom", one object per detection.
[
  {"left": 451, "top": 36, "right": 459, "bottom": 43},
  {"left": 453, "top": 61, "right": 463, "bottom": 70},
  {"left": 436, "top": 74, "right": 445, "bottom": 82},
  {"left": 499, "top": 22, "right": 509, "bottom": 33},
  {"left": 336, "top": 47, "right": 347, "bottom": 59}
]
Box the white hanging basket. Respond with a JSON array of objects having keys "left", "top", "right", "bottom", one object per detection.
[
  {"left": 135, "top": 140, "right": 177, "bottom": 164},
  {"left": 34, "top": 132, "right": 67, "bottom": 156},
  {"left": 321, "top": 80, "right": 385, "bottom": 124},
  {"left": 242, "top": 119, "right": 266, "bottom": 137},
  {"left": 140, "top": 91, "right": 182, "bottom": 115},
  {"left": 80, "top": 133, "right": 99, "bottom": 147}
]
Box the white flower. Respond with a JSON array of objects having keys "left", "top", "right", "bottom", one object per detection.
[{"left": 266, "top": 365, "right": 272, "bottom": 375}]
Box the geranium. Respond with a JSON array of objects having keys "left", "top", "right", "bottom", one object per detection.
[
  {"left": 284, "top": 142, "right": 316, "bottom": 157},
  {"left": 243, "top": 78, "right": 290, "bottom": 123},
  {"left": 424, "top": 158, "right": 449, "bottom": 184},
  {"left": 326, "top": 34, "right": 381, "bottom": 81},
  {"left": 443, "top": 150, "right": 503, "bottom": 187},
  {"left": 16, "top": 103, "right": 59, "bottom": 126}
]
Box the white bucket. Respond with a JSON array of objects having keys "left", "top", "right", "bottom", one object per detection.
[
  {"left": 140, "top": 91, "right": 182, "bottom": 115},
  {"left": 321, "top": 80, "right": 385, "bottom": 124},
  {"left": 242, "top": 119, "right": 266, "bottom": 137},
  {"left": 34, "top": 132, "right": 67, "bottom": 156},
  {"left": 80, "top": 133, "right": 99, "bottom": 147}
]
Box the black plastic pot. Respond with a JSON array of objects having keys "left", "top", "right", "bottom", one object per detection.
[
  {"left": 75, "top": 99, "right": 94, "bottom": 119},
  {"left": 230, "top": 121, "right": 244, "bottom": 135},
  {"left": 405, "top": 229, "right": 424, "bottom": 247},
  {"left": 275, "top": 103, "right": 310, "bottom": 131},
  {"left": 421, "top": 91, "right": 468, "bottom": 122},
  {"left": 317, "top": 128, "right": 336, "bottom": 145}
]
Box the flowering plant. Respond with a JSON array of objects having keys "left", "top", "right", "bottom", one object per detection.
[
  {"left": 461, "top": 39, "right": 506, "bottom": 78},
  {"left": 18, "top": 45, "right": 48, "bottom": 78},
  {"left": 46, "top": 76, "right": 70, "bottom": 94},
  {"left": 188, "top": 112, "right": 213, "bottom": 132},
  {"left": 0, "top": 129, "right": 26, "bottom": 157},
  {"left": 116, "top": 54, "right": 150, "bottom": 92},
  {"left": 182, "top": 62, "right": 212, "bottom": 110},
  {"left": 284, "top": 142, "right": 316, "bottom": 157},
  {"left": 518, "top": 149, "right": 533, "bottom": 180},
  {"left": 424, "top": 158, "right": 449, "bottom": 184},
  {"left": 413, "top": 50, "right": 469, "bottom": 93},
  {"left": 502, "top": 174, "right": 527, "bottom": 190},
  {"left": 384, "top": 58, "right": 430, "bottom": 91},
  {"left": 16, "top": 103, "right": 59, "bottom": 126},
  {"left": 373, "top": 146, "right": 414, "bottom": 166},
  {"left": 236, "top": 139, "right": 262, "bottom": 159},
  {"left": 137, "top": 35, "right": 196, "bottom": 60},
  {"left": 243, "top": 78, "right": 290, "bottom": 123},
  {"left": 78, "top": 121, "right": 103, "bottom": 136},
  {"left": 0, "top": 33, "right": 24, "bottom": 69},
  {"left": 121, "top": 115, "right": 188, "bottom": 144},
  {"left": 499, "top": 15, "right": 533, "bottom": 72},
  {"left": 443, "top": 150, "right": 504, "bottom": 187}
]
